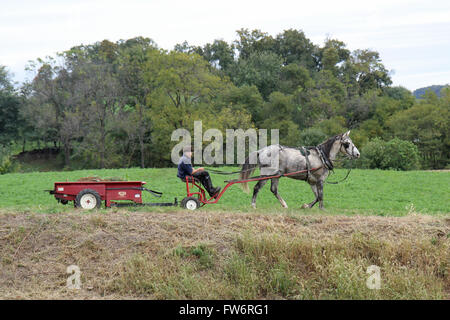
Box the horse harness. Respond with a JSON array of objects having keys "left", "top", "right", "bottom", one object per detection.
[
  {"left": 299, "top": 145, "right": 334, "bottom": 181},
  {"left": 207, "top": 140, "right": 352, "bottom": 184}
]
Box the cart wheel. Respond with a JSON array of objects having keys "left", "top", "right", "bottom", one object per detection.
[
  {"left": 75, "top": 189, "right": 102, "bottom": 210},
  {"left": 181, "top": 197, "right": 200, "bottom": 210}
]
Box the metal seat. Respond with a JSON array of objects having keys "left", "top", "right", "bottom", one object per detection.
[{"left": 180, "top": 176, "right": 200, "bottom": 184}]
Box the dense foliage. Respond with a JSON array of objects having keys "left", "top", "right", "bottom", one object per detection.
[
  {"left": 360, "top": 138, "right": 420, "bottom": 170},
  {"left": 0, "top": 29, "right": 448, "bottom": 170}
]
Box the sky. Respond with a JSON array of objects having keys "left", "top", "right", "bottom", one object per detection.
[{"left": 1, "top": 0, "right": 450, "bottom": 91}]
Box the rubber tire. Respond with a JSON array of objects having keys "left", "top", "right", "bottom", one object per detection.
[
  {"left": 75, "top": 189, "right": 102, "bottom": 210},
  {"left": 181, "top": 197, "right": 200, "bottom": 210}
]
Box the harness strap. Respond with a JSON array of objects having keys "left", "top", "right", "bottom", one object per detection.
[
  {"left": 299, "top": 146, "right": 312, "bottom": 181},
  {"left": 316, "top": 146, "right": 334, "bottom": 171}
]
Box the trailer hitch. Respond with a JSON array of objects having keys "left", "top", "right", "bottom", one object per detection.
[{"left": 110, "top": 198, "right": 178, "bottom": 207}]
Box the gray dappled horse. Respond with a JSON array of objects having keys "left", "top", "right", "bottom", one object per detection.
[{"left": 239, "top": 131, "right": 360, "bottom": 209}]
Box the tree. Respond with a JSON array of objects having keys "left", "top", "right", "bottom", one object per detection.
[
  {"left": 279, "top": 63, "right": 313, "bottom": 95},
  {"left": 343, "top": 49, "right": 392, "bottom": 94},
  {"left": 230, "top": 51, "right": 283, "bottom": 100},
  {"left": 383, "top": 86, "right": 414, "bottom": 110},
  {"left": 156, "top": 51, "right": 228, "bottom": 111},
  {"left": 201, "top": 39, "right": 236, "bottom": 71},
  {"left": 274, "top": 29, "right": 318, "bottom": 70},
  {"left": 318, "top": 38, "right": 350, "bottom": 75},
  {"left": 344, "top": 89, "right": 380, "bottom": 128},
  {"left": 219, "top": 85, "right": 264, "bottom": 124},
  {"left": 26, "top": 58, "right": 78, "bottom": 166},
  {"left": 387, "top": 101, "right": 449, "bottom": 168},
  {"left": 149, "top": 51, "right": 238, "bottom": 164},
  {"left": 358, "top": 119, "right": 383, "bottom": 140},
  {"left": 9, "top": 32, "right": 444, "bottom": 171},
  {"left": 0, "top": 66, "right": 22, "bottom": 147},
  {"left": 75, "top": 61, "right": 123, "bottom": 168},
  {"left": 117, "top": 38, "right": 159, "bottom": 167},
  {"left": 234, "top": 29, "right": 276, "bottom": 60},
  {"left": 299, "top": 127, "right": 327, "bottom": 146},
  {"left": 0, "top": 65, "right": 15, "bottom": 92},
  {"left": 259, "top": 92, "right": 300, "bottom": 146},
  {"left": 314, "top": 116, "right": 347, "bottom": 136}
]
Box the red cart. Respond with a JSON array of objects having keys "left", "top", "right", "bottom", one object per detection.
[{"left": 48, "top": 181, "right": 177, "bottom": 209}]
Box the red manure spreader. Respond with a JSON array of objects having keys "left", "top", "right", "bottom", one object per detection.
[{"left": 48, "top": 180, "right": 177, "bottom": 210}]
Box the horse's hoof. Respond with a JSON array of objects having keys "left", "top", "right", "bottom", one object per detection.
[
  {"left": 301, "top": 203, "right": 309, "bottom": 209},
  {"left": 251, "top": 204, "right": 257, "bottom": 209}
]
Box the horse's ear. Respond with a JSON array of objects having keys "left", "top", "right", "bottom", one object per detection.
[{"left": 344, "top": 130, "right": 350, "bottom": 137}]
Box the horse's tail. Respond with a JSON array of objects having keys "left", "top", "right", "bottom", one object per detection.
[{"left": 240, "top": 153, "right": 258, "bottom": 193}]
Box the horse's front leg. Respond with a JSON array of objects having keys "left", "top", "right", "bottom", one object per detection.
[
  {"left": 302, "top": 183, "right": 318, "bottom": 208},
  {"left": 317, "top": 181, "right": 325, "bottom": 209}
]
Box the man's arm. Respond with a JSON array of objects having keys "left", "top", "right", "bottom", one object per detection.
[{"left": 191, "top": 167, "right": 204, "bottom": 175}]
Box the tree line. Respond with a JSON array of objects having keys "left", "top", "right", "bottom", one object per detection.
[{"left": 0, "top": 29, "right": 448, "bottom": 171}]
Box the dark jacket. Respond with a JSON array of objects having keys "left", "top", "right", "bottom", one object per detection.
[{"left": 177, "top": 155, "right": 193, "bottom": 180}]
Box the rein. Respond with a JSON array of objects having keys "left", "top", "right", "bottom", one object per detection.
[
  {"left": 325, "top": 159, "right": 353, "bottom": 184},
  {"left": 204, "top": 140, "right": 354, "bottom": 184},
  {"left": 205, "top": 168, "right": 246, "bottom": 175}
]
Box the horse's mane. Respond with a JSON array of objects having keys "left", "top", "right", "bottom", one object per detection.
[{"left": 318, "top": 134, "right": 342, "bottom": 158}]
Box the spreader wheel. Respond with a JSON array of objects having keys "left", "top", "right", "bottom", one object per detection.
[
  {"left": 181, "top": 197, "right": 200, "bottom": 210},
  {"left": 75, "top": 189, "right": 102, "bottom": 210}
]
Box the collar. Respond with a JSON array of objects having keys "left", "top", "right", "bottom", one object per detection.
[{"left": 316, "top": 145, "right": 334, "bottom": 171}]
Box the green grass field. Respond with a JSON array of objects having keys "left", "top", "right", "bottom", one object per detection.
[{"left": 0, "top": 167, "right": 448, "bottom": 215}]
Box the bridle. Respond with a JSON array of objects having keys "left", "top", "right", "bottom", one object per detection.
[
  {"left": 324, "top": 137, "right": 356, "bottom": 184},
  {"left": 340, "top": 138, "right": 357, "bottom": 159}
]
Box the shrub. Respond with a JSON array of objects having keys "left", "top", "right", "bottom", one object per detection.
[
  {"left": 359, "top": 138, "right": 386, "bottom": 169},
  {"left": 382, "top": 138, "right": 420, "bottom": 170},
  {"left": 359, "top": 138, "right": 420, "bottom": 170},
  {"left": 0, "top": 155, "right": 19, "bottom": 174}
]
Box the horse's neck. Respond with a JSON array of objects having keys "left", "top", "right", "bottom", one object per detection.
[{"left": 328, "top": 141, "right": 341, "bottom": 161}]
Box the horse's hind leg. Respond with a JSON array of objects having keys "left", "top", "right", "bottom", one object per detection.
[
  {"left": 270, "top": 178, "right": 288, "bottom": 208},
  {"left": 251, "top": 179, "right": 268, "bottom": 209}
]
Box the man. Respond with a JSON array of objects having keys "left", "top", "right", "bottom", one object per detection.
[{"left": 177, "top": 146, "right": 221, "bottom": 198}]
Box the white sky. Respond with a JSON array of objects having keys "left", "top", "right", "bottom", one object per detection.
[{"left": 1, "top": 0, "right": 450, "bottom": 91}]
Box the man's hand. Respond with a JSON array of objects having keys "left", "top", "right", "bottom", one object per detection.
[{"left": 192, "top": 167, "right": 204, "bottom": 174}]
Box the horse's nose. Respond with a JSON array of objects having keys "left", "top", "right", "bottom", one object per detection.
[{"left": 355, "top": 151, "right": 360, "bottom": 158}]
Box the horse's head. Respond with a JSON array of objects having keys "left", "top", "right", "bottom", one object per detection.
[{"left": 339, "top": 131, "right": 360, "bottom": 159}]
